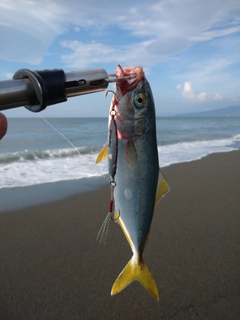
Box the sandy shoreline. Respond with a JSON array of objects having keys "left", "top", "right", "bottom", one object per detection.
[
  {"left": 0, "top": 151, "right": 240, "bottom": 319},
  {"left": 0, "top": 176, "right": 108, "bottom": 213}
]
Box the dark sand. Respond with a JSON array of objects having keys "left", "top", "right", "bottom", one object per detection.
[{"left": 0, "top": 151, "right": 240, "bottom": 320}]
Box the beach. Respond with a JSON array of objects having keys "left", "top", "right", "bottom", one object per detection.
[{"left": 0, "top": 150, "right": 239, "bottom": 319}]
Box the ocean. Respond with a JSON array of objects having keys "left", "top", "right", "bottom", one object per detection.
[{"left": 0, "top": 116, "right": 240, "bottom": 190}]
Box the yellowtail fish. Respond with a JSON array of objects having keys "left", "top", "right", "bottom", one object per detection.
[{"left": 96, "top": 65, "right": 169, "bottom": 300}]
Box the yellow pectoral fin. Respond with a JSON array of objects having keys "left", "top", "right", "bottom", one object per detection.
[
  {"left": 95, "top": 143, "right": 108, "bottom": 164},
  {"left": 154, "top": 170, "right": 170, "bottom": 208},
  {"left": 111, "top": 257, "right": 159, "bottom": 301}
]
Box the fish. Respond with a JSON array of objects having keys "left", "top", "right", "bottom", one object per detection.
[{"left": 96, "top": 65, "right": 169, "bottom": 300}]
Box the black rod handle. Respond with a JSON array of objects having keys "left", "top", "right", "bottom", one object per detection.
[{"left": 0, "top": 68, "right": 108, "bottom": 112}]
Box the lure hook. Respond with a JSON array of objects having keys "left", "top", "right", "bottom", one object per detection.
[
  {"left": 105, "top": 90, "right": 116, "bottom": 97},
  {"left": 110, "top": 210, "right": 120, "bottom": 221}
]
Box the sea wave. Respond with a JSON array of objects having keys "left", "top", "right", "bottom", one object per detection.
[
  {"left": 232, "top": 133, "right": 240, "bottom": 141},
  {"left": 0, "top": 135, "right": 238, "bottom": 189},
  {"left": 0, "top": 146, "right": 101, "bottom": 165},
  {"left": 0, "top": 153, "right": 108, "bottom": 189},
  {"left": 158, "top": 134, "right": 239, "bottom": 166}
]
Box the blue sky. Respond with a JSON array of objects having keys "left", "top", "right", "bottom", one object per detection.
[{"left": 0, "top": 0, "right": 240, "bottom": 117}]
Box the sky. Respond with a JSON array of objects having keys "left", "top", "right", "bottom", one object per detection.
[{"left": 0, "top": 0, "right": 240, "bottom": 117}]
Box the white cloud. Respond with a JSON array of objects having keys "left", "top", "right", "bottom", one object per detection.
[
  {"left": 73, "top": 27, "right": 80, "bottom": 32},
  {"left": 189, "top": 26, "right": 240, "bottom": 42},
  {"left": 213, "top": 93, "right": 223, "bottom": 100},
  {"left": 183, "top": 82, "right": 193, "bottom": 95},
  {"left": 197, "top": 92, "right": 207, "bottom": 102},
  {"left": 70, "top": 0, "right": 240, "bottom": 67},
  {"left": 181, "top": 86, "right": 239, "bottom": 104},
  {"left": 116, "top": 0, "right": 239, "bottom": 39},
  {"left": 146, "top": 37, "right": 191, "bottom": 57},
  {"left": 60, "top": 39, "right": 169, "bottom": 69},
  {"left": 228, "top": 93, "right": 240, "bottom": 101},
  {"left": 0, "top": 0, "right": 67, "bottom": 63},
  {"left": 0, "top": 0, "right": 240, "bottom": 65},
  {"left": 173, "top": 53, "right": 240, "bottom": 100},
  {"left": 182, "top": 82, "right": 207, "bottom": 102},
  {"left": 61, "top": 41, "right": 122, "bottom": 68}
]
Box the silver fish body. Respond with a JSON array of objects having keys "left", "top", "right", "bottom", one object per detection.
[
  {"left": 96, "top": 65, "right": 169, "bottom": 300},
  {"left": 114, "top": 75, "right": 159, "bottom": 255}
]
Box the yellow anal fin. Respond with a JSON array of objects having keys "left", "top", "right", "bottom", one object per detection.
[
  {"left": 95, "top": 143, "right": 108, "bottom": 164},
  {"left": 117, "top": 216, "right": 134, "bottom": 250},
  {"left": 154, "top": 170, "right": 170, "bottom": 208},
  {"left": 111, "top": 257, "right": 159, "bottom": 301}
]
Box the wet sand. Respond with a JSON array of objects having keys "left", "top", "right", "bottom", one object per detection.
[{"left": 0, "top": 151, "right": 240, "bottom": 319}]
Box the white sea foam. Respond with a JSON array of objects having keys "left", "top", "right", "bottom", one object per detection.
[
  {"left": 159, "top": 135, "right": 238, "bottom": 167},
  {"left": 0, "top": 152, "right": 108, "bottom": 189},
  {"left": 0, "top": 135, "right": 238, "bottom": 189}
]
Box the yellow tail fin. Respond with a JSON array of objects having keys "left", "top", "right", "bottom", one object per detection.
[{"left": 111, "top": 256, "right": 159, "bottom": 300}]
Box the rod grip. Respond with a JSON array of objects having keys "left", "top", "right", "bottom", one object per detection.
[{"left": 13, "top": 69, "right": 67, "bottom": 112}]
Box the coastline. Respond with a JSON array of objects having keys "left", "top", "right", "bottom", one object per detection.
[
  {"left": 1, "top": 148, "right": 239, "bottom": 212},
  {"left": 0, "top": 176, "right": 108, "bottom": 213},
  {"left": 0, "top": 150, "right": 239, "bottom": 319}
]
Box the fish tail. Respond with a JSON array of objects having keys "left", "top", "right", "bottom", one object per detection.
[{"left": 111, "top": 255, "right": 159, "bottom": 300}]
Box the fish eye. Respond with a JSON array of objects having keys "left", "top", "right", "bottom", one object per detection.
[{"left": 133, "top": 93, "right": 146, "bottom": 108}]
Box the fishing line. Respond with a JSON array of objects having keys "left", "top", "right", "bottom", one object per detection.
[
  {"left": 38, "top": 108, "right": 116, "bottom": 245},
  {"left": 38, "top": 114, "right": 108, "bottom": 180},
  {"left": 38, "top": 114, "right": 114, "bottom": 244},
  {"left": 0, "top": 68, "right": 10, "bottom": 79},
  {"left": 39, "top": 115, "right": 81, "bottom": 155}
]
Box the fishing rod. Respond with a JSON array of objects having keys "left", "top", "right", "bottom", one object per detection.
[{"left": 0, "top": 67, "right": 135, "bottom": 113}]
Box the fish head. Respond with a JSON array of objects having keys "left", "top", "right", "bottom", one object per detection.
[{"left": 114, "top": 65, "right": 156, "bottom": 138}]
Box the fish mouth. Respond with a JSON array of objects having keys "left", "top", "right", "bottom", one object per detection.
[{"left": 116, "top": 65, "right": 144, "bottom": 93}]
